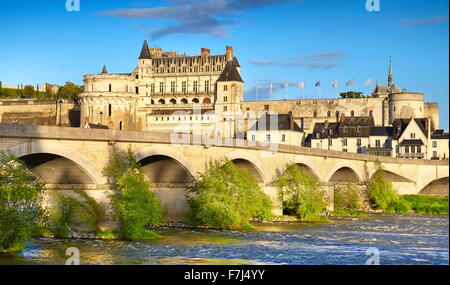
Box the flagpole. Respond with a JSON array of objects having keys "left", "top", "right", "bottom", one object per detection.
[{"left": 255, "top": 85, "right": 258, "bottom": 101}]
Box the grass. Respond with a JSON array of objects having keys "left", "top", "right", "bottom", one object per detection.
[
  {"left": 333, "top": 209, "right": 368, "bottom": 217},
  {"left": 402, "top": 195, "right": 448, "bottom": 215}
]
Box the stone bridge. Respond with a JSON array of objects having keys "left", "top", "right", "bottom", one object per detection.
[{"left": 0, "top": 124, "right": 448, "bottom": 222}]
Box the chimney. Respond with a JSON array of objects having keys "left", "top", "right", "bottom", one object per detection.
[
  {"left": 288, "top": 111, "right": 294, "bottom": 131},
  {"left": 201, "top": 48, "right": 210, "bottom": 57},
  {"left": 226, "top": 46, "right": 234, "bottom": 61}
]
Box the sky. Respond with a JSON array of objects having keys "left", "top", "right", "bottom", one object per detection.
[{"left": 0, "top": 0, "right": 448, "bottom": 129}]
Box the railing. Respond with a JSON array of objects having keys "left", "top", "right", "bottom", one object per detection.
[
  {"left": 397, "top": 153, "right": 425, "bottom": 159},
  {"left": 144, "top": 103, "right": 214, "bottom": 108}
]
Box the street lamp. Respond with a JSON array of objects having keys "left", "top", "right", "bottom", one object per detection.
[
  {"left": 99, "top": 111, "right": 103, "bottom": 125},
  {"left": 58, "top": 99, "right": 63, "bottom": 127}
]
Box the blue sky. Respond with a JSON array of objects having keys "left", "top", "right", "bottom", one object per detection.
[{"left": 0, "top": 0, "right": 448, "bottom": 128}]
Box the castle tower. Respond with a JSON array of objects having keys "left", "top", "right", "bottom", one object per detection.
[{"left": 215, "top": 57, "right": 244, "bottom": 138}]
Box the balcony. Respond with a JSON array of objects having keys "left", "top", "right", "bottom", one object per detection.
[
  {"left": 397, "top": 153, "right": 425, "bottom": 159},
  {"left": 143, "top": 103, "right": 214, "bottom": 109}
]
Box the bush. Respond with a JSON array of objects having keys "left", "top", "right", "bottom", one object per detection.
[
  {"left": 402, "top": 195, "right": 448, "bottom": 215},
  {"left": 104, "top": 148, "right": 165, "bottom": 240},
  {"left": 188, "top": 159, "right": 273, "bottom": 229},
  {"left": 277, "top": 164, "right": 327, "bottom": 220},
  {"left": 367, "top": 165, "right": 411, "bottom": 213},
  {"left": 0, "top": 152, "right": 45, "bottom": 252},
  {"left": 334, "top": 183, "right": 362, "bottom": 210},
  {"left": 48, "top": 190, "right": 104, "bottom": 238}
]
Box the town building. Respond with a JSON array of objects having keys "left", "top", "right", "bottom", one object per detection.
[{"left": 248, "top": 112, "right": 304, "bottom": 145}]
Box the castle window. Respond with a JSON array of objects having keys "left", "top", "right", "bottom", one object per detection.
[
  {"left": 181, "top": 98, "right": 188, "bottom": 104},
  {"left": 170, "top": 81, "right": 176, "bottom": 93},
  {"left": 135, "top": 75, "right": 139, "bottom": 79},
  {"left": 108, "top": 104, "right": 112, "bottom": 117},
  {"left": 357, "top": 126, "right": 361, "bottom": 133},
  {"left": 135, "top": 87, "right": 139, "bottom": 94},
  {"left": 158, "top": 99, "right": 166, "bottom": 105},
  {"left": 203, "top": 98, "right": 211, "bottom": 104},
  {"left": 182, "top": 81, "right": 187, "bottom": 94},
  {"left": 159, "top": 82, "right": 164, "bottom": 93},
  {"left": 151, "top": 99, "right": 154, "bottom": 104},
  {"left": 91, "top": 84, "right": 94, "bottom": 92},
  {"left": 109, "top": 84, "right": 112, "bottom": 92},
  {"left": 327, "top": 111, "right": 331, "bottom": 117},
  {"left": 192, "top": 98, "right": 199, "bottom": 104},
  {"left": 205, "top": 66, "right": 210, "bottom": 72},
  {"left": 264, "top": 105, "right": 269, "bottom": 111},
  {"left": 224, "top": 85, "right": 228, "bottom": 91},
  {"left": 150, "top": 83, "right": 155, "bottom": 94},
  {"left": 170, "top": 98, "right": 176, "bottom": 105},
  {"left": 119, "top": 121, "right": 123, "bottom": 131},
  {"left": 335, "top": 111, "right": 340, "bottom": 121},
  {"left": 193, "top": 81, "right": 198, "bottom": 93},
  {"left": 205, "top": 80, "right": 210, "bottom": 93},
  {"left": 223, "top": 96, "right": 228, "bottom": 102},
  {"left": 223, "top": 106, "right": 228, "bottom": 112},
  {"left": 313, "top": 111, "right": 317, "bottom": 117},
  {"left": 194, "top": 66, "right": 199, "bottom": 72},
  {"left": 369, "top": 110, "right": 373, "bottom": 116},
  {"left": 182, "top": 66, "right": 187, "bottom": 72},
  {"left": 171, "top": 66, "right": 176, "bottom": 73},
  {"left": 351, "top": 110, "right": 355, "bottom": 117}
]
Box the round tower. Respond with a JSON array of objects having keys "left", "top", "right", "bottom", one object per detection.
[{"left": 389, "top": 91, "right": 425, "bottom": 124}]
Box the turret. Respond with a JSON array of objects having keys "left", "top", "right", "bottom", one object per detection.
[{"left": 388, "top": 56, "right": 393, "bottom": 87}]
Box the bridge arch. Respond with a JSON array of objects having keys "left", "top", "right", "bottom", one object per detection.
[
  {"left": 418, "top": 177, "right": 449, "bottom": 196},
  {"left": 226, "top": 150, "right": 267, "bottom": 184},
  {"left": 7, "top": 141, "right": 106, "bottom": 184},
  {"left": 326, "top": 162, "right": 363, "bottom": 183},
  {"left": 276, "top": 157, "right": 324, "bottom": 182},
  {"left": 367, "top": 165, "right": 414, "bottom": 183},
  {"left": 135, "top": 145, "right": 197, "bottom": 183}
]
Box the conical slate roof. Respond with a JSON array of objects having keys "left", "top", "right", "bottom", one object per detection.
[
  {"left": 139, "top": 40, "right": 151, "bottom": 59},
  {"left": 101, "top": 64, "right": 108, "bottom": 74},
  {"left": 217, "top": 57, "right": 243, "bottom": 83}
]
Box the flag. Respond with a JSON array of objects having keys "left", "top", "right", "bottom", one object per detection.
[
  {"left": 332, "top": 80, "right": 338, "bottom": 88},
  {"left": 297, "top": 81, "right": 305, "bottom": 88},
  {"left": 282, "top": 82, "right": 289, "bottom": 88},
  {"left": 365, "top": 78, "right": 373, "bottom": 85},
  {"left": 315, "top": 81, "right": 321, "bottom": 87},
  {"left": 346, "top": 79, "right": 355, "bottom": 86}
]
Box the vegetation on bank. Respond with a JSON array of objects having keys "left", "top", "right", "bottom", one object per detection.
[
  {"left": 104, "top": 148, "right": 165, "bottom": 240},
  {"left": 0, "top": 152, "right": 45, "bottom": 253},
  {"left": 0, "top": 81, "right": 83, "bottom": 100},
  {"left": 333, "top": 183, "right": 367, "bottom": 217},
  {"left": 402, "top": 195, "right": 448, "bottom": 215},
  {"left": 277, "top": 164, "right": 328, "bottom": 221},
  {"left": 188, "top": 159, "right": 272, "bottom": 229}
]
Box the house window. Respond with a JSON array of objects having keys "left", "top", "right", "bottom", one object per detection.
[
  {"left": 282, "top": 134, "right": 286, "bottom": 142},
  {"left": 251, "top": 134, "right": 255, "bottom": 141},
  {"left": 223, "top": 106, "right": 228, "bottom": 112},
  {"left": 433, "top": 141, "right": 437, "bottom": 148},
  {"left": 357, "top": 126, "right": 361, "bottom": 133},
  {"left": 411, "top": 146, "right": 416, "bottom": 153},
  {"left": 266, "top": 134, "right": 271, "bottom": 142},
  {"left": 433, "top": 151, "right": 438, "bottom": 158},
  {"left": 343, "top": 126, "right": 348, "bottom": 133},
  {"left": 417, "top": 146, "right": 421, "bottom": 153},
  {"left": 342, "top": 139, "right": 348, "bottom": 146},
  {"left": 411, "top": 133, "right": 416, "bottom": 139},
  {"left": 375, "top": 140, "right": 381, "bottom": 148},
  {"left": 328, "top": 139, "right": 333, "bottom": 146},
  {"left": 405, "top": 146, "right": 409, "bottom": 153},
  {"left": 357, "top": 138, "right": 361, "bottom": 146},
  {"left": 224, "top": 85, "right": 228, "bottom": 91},
  {"left": 343, "top": 149, "right": 348, "bottom": 152}
]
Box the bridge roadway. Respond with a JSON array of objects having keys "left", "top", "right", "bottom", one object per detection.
[{"left": 0, "top": 123, "right": 448, "bottom": 222}]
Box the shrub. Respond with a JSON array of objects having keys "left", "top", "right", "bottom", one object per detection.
[
  {"left": 367, "top": 164, "right": 411, "bottom": 213},
  {"left": 188, "top": 159, "right": 273, "bottom": 229},
  {"left": 402, "top": 195, "right": 448, "bottom": 215},
  {"left": 277, "top": 164, "right": 327, "bottom": 220},
  {"left": 48, "top": 190, "right": 104, "bottom": 238},
  {"left": 104, "top": 148, "right": 165, "bottom": 240},
  {"left": 334, "top": 183, "right": 362, "bottom": 210},
  {"left": 0, "top": 152, "right": 45, "bottom": 252}
]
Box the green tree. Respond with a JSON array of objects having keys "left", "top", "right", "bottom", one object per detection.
[
  {"left": 0, "top": 81, "right": 3, "bottom": 97},
  {"left": 277, "top": 164, "right": 327, "bottom": 220},
  {"left": 334, "top": 183, "right": 362, "bottom": 210},
  {"left": 0, "top": 152, "right": 45, "bottom": 252},
  {"left": 23, "top": 85, "right": 35, "bottom": 98},
  {"left": 340, "top": 91, "right": 364, "bottom": 99},
  {"left": 104, "top": 148, "right": 165, "bottom": 240},
  {"left": 57, "top": 82, "right": 84, "bottom": 99},
  {"left": 188, "top": 159, "right": 272, "bottom": 229}
]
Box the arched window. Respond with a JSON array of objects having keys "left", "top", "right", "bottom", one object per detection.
[
  {"left": 194, "top": 66, "right": 199, "bottom": 72},
  {"left": 158, "top": 99, "right": 166, "bottom": 105},
  {"left": 351, "top": 110, "right": 355, "bottom": 117},
  {"left": 192, "top": 98, "right": 199, "bottom": 104},
  {"left": 203, "top": 98, "right": 211, "bottom": 104},
  {"left": 335, "top": 111, "right": 340, "bottom": 121},
  {"left": 171, "top": 66, "right": 176, "bottom": 73},
  {"left": 327, "top": 111, "right": 331, "bottom": 117},
  {"left": 181, "top": 98, "right": 188, "bottom": 104},
  {"left": 170, "top": 98, "right": 176, "bottom": 104},
  {"left": 151, "top": 99, "right": 155, "bottom": 105},
  {"left": 369, "top": 110, "right": 373, "bottom": 117}
]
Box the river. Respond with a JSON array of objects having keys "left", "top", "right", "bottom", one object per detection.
[{"left": 0, "top": 214, "right": 448, "bottom": 265}]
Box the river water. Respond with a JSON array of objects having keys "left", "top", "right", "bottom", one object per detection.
[{"left": 0, "top": 214, "right": 448, "bottom": 265}]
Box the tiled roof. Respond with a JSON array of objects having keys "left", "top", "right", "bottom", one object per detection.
[
  {"left": 399, "top": 139, "right": 424, "bottom": 146},
  {"left": 370, "top": 127, "right": 393, "bottom": 136},
  {"left": 392, "top": 118, "right": 428, "bottom": 140},
  {"left": 139, "top": 40, "right": 151, "bottom": 59},
  {"left": 249, "top": 113, "right": 302, "bottom": 132},
  {"left": 431, "top": 129, "right": 449, "bottom": 139},
  {"left": 217, "top": 58, "right": 244, "bottom": 83}
]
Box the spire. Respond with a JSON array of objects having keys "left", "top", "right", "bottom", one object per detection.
[
  {"left": 101, "top": 64, "right": 108, "bottom": 74},
  {"left": 139, "top": 39, "right": 151, "bottom": 59},
  {"left": 388, "top": 56, "right": 393, "bottom": 86}
]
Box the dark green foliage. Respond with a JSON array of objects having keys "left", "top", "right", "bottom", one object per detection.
[
  {"left": 402, "top": 195, "right": 448, "bottom": 215},
  {"left": 367, "top": 164, "right": 411, "bottom": 213},
  {"left": 188, "top": 159, "right": 273, "bottom": 229},
  {"left": 333, "top": 209, "right": 367, "bottom": 217},
  {"left": 23, "top": 85, "right": 34, "bottom": 98},
  {"left": 0, "top": 152, "right": 45, "bottom": 252},
  {"left": 57, "top": 82, "right": 84, "bottom": 99},
  {"left": 277, "top": 164, "right": 327, "bottom": 220},
  {"left": 340, "top": 91, "right": 366, "bottom": 98},
  {"left": 48, "top": 190, "right": 104, "bottom": 238},
  {"left": 334, "top": 183, "right": 362, "bottom": 210},
  {"left": 104, "top": 148, "right": 165, "bottom": 240}
]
